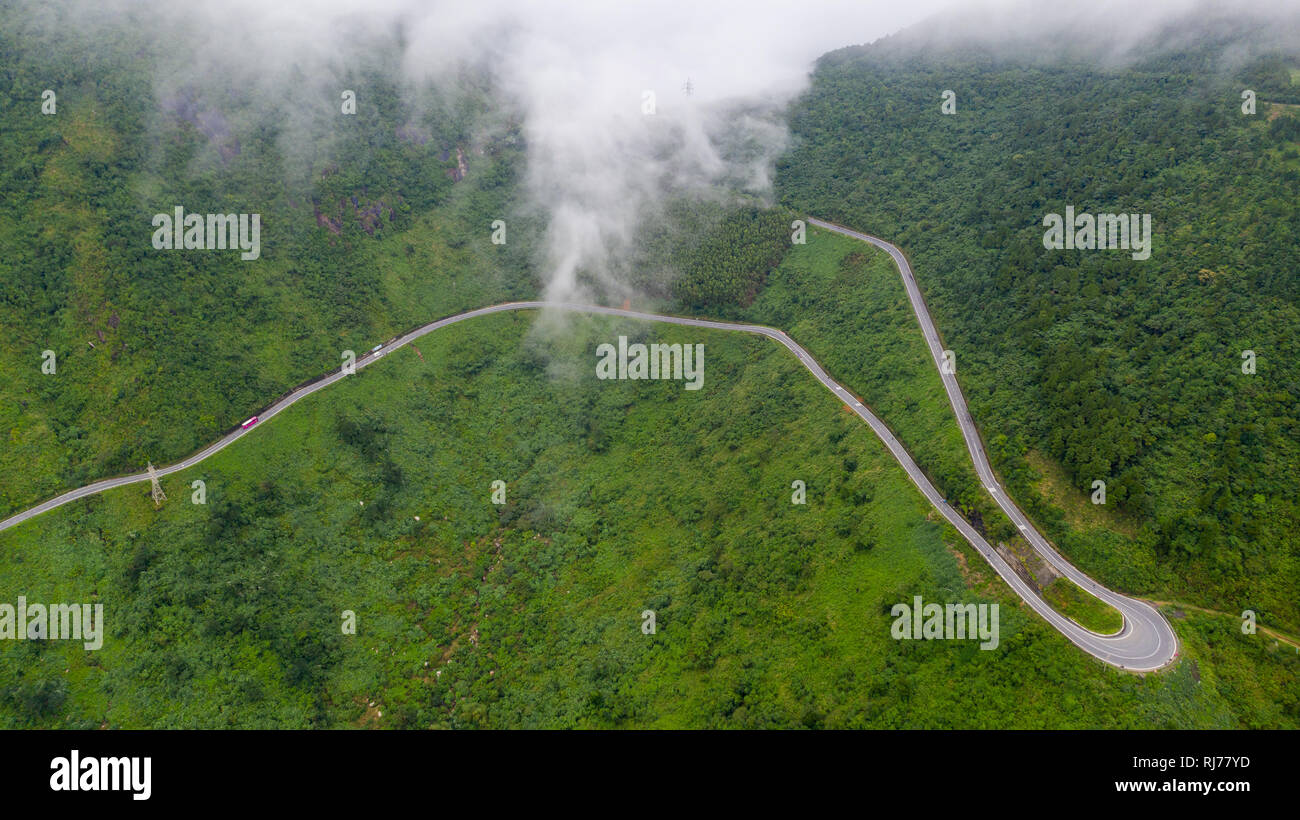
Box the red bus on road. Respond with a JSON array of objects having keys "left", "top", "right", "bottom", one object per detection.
[{"left": 240, "top": 416, "right": 259, "bottom": 429}]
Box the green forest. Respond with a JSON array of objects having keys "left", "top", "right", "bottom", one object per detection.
[
  {"left": 0, "top": 12, "right": 538, "bottom": 518},
  {"left": 1, "top": 8, "right": 1298, "bottom": 728},
  {"left": 2, "top": 309, "right": 1296, "bottom": 728},
  {"left": 774, "top": 20, "right": 1300, "bottom": 632}
]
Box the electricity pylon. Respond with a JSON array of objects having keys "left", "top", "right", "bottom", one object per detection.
[{"left": 147, "top": 462, "right": 167, "bottom": 508}]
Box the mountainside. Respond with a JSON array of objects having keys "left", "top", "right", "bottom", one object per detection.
[
  {"left": 4, "top": 253, "right": 1295, "bottom": 729},
  {"left": 0, "top": 13, "right": 535, "bottom": 516},
  {"left": 2, "top": 2, "right": 1298, "bottom": 731},
  {"left": 776, "top": 9, "right": 1300, "bottom": 630}
]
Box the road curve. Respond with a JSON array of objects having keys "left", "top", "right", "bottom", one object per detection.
[
  {"left": 808, "top": 217, "right": 1177, "bottom": 671},
  {"left": 0, "top": 230, "right": 1177, "bottom": 670}
]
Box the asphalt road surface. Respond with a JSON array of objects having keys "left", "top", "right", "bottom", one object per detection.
[
  {"left": 0, "top": 223, "right": 1176, "bottom": 671},
  {"left": 808, "top": 217, "right": 1176, "bottom": 670}
]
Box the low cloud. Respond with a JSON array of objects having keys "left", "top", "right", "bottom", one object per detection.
[{"left": 15, "top": 0, "right": 952, "bottom": 303}]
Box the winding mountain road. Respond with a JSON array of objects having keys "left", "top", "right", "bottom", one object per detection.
[
  {"left": 0, "top": 220, "right": 1177, "bottom": 671},
  {"left": 808, "top": 218, "right": 1176, "bottom": 670}
]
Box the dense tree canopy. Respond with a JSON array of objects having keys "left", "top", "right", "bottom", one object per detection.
[{"left": 775, "top": 22, "right": 1300, "bottom": 628}]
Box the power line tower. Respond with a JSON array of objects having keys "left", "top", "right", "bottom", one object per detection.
[
  {"left": 147, "top": 462, "right": 167, "bottom": 508},
  {"left": 682, "top": 78, "right": 693, "bottom": 96}
]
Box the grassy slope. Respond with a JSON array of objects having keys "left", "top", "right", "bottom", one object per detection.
[
  {"left": 1043, "top": 578, "right": 1124, "bottom": 635},
  {"left": 743, "top": 229, "right": 1129, "bottom": 629},
  {"left": 745, "top": 229, "right": 985, "bottom": 516},
  {"left": 2, "top": 305, "right": 1295, "bottom": 728}
]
